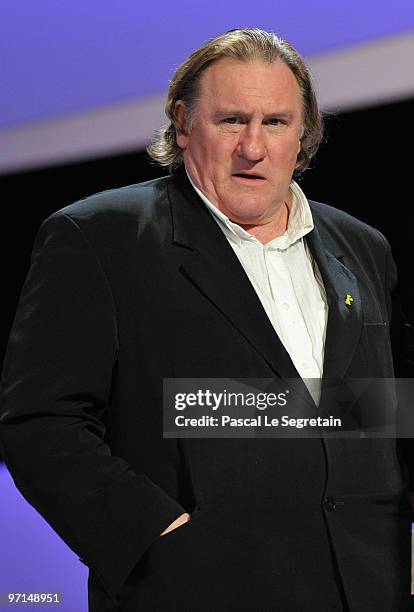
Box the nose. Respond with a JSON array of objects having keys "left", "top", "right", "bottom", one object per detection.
[{"left": 237, "top": 124, "right": 266, "bottom": 162}]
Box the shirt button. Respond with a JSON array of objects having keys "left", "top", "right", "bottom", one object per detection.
[
  {"left": 282, "top": 302, "right": 290, "bottom": 310},
  {"left": 323, "top": 497, "right": 336, "bottom": 512}
]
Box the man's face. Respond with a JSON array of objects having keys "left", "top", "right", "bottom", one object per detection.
[{"left": 175, "top": 57, "right": 303, "bottom": 226}]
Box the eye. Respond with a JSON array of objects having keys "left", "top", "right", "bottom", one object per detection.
[
  {"left": 223, "top": 117, "right": 240, "bottom": 124},
  {"left": 266, "top": 118, "right": 284, "bottom": 126}
]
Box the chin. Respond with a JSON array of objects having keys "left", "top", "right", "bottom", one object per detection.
[
  {"left": 232, "top": 197, "right": 266, "bottom": 212},
  {"left": 226, "top": 204, "right": 267, "bottom": 223}
]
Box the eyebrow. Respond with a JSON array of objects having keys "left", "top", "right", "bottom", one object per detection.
[{"left": 213, "top": 109, "right": 294, "bottom": 121}]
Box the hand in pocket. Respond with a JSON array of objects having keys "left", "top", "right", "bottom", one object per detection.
[{"left": 160, "top": 512, "right": 191, "bottom": 536}]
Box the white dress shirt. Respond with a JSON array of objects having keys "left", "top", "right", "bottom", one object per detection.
[{"left": 186, "top": 170, "right": 328, "bottom": 405}]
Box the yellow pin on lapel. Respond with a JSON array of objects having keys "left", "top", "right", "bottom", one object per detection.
[{"left": 345, "top": 294, "right": 353, "bottom": 306}]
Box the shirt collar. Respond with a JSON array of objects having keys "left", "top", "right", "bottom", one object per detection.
[{"left": 185, "top": 167, "right": 314, "bottom": 250}]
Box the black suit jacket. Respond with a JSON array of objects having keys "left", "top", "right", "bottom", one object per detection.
[{"left": 0, "top": 168, "right": 413, "bottom": 611}]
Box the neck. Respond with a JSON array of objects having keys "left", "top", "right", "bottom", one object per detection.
[{"left": 237, "top": 200, "right": 290, "bottom": 245}]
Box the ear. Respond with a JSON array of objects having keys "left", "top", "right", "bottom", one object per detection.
[
  {"left": 295, "top": 126, "right": 303, "bottom": 166},
  {"left": 174, "top": 100, "right": 189, "bottom": 150}
]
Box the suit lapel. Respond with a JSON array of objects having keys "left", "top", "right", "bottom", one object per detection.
[
  {"left": 306, "top": 222, "right": 363, "bottom": 380},
  {"left": 168, "top": 171, "right": 362, "bottom": 405},
  {"left": 168, "top": 170, "right": 308, "bottom": 391}
]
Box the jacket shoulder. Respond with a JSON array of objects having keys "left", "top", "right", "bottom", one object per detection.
[
  {"left": 37, "top": 175, "right": 173, "bottom": 250},
  {"left": 309, "top": 199, "right": 389, "bottom": 252},
  {"left": 51, "top": 174, "right": 171, "bottom": 224}
]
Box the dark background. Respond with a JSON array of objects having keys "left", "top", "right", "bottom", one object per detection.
[{"left": 1, "top": 96, "right": 413, "bottom": 373}]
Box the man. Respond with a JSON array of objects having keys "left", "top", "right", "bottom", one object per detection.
[{"left": 0, "top": 28, "right": 413, "bottom": 611}]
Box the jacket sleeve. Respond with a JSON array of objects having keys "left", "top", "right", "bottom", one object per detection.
[
  {"left": 381, "top": 235, "right": 414, "bottom": 493},
  {"left": 0, "top": 212, "right": 185, "bottom": 597},
  {"left": 385, "top": 243, "right": 414, "bottom": 378}
]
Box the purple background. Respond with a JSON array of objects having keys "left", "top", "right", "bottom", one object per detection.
[
  {"left": 0, "top": 463, "right": 88, "bottom": 611},
  {"left": 2, "top": 0, "right": 414, "bottom": 128}
]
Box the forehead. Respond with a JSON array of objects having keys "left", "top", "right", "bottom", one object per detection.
[{"left": 197, "top": 57, "right": 302, "bottom": 111}]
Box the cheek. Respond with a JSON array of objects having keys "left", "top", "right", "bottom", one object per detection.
[
  {"left": 208, "top": 142, "right": 236, "bottom": 175},
  {"left": 271, "top": 140, "right": 301, "bottom": 166},
  {"left": 213, "top": 136, "right": 237, "bottom": 157}
]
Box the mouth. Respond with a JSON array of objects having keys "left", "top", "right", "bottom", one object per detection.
[{"left": 232, "top": 173, "right": 266, "bottom": 183}]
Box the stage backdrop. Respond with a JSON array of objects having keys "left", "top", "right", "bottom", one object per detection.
[{"left": 1, "top": 0, "right": 414, "bottom": 173}]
